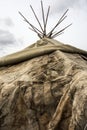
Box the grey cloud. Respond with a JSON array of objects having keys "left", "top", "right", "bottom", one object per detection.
[
  {"left": 0, "top": 30, "right": 16, "bottom": 44},
  {"left": 4, "top": 18, "right": 14, "bottom": 26},
  {"left": 51, "top": 0, "right": 87, "bottom": 13},
  {"left": 0, "top": 29, "right": 17, "bottom": 57},
  {"left": 0, "top": 29, "right": 23, "bottom": 57},
  {"left": 0, "top": 17, "right": 14, "bottom": 27}
]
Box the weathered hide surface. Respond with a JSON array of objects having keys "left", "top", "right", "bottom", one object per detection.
[{"left": 0, "top": 46, "right": 87, "bottom": 130}]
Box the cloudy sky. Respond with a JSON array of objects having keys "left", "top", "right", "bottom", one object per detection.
[{"left": 0, "top": 0, "right": 87, "bottom": 57}]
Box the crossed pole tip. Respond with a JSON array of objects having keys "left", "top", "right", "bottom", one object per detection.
[{"left": 19, "top": 1, "right": 72, "bottom": 39}]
